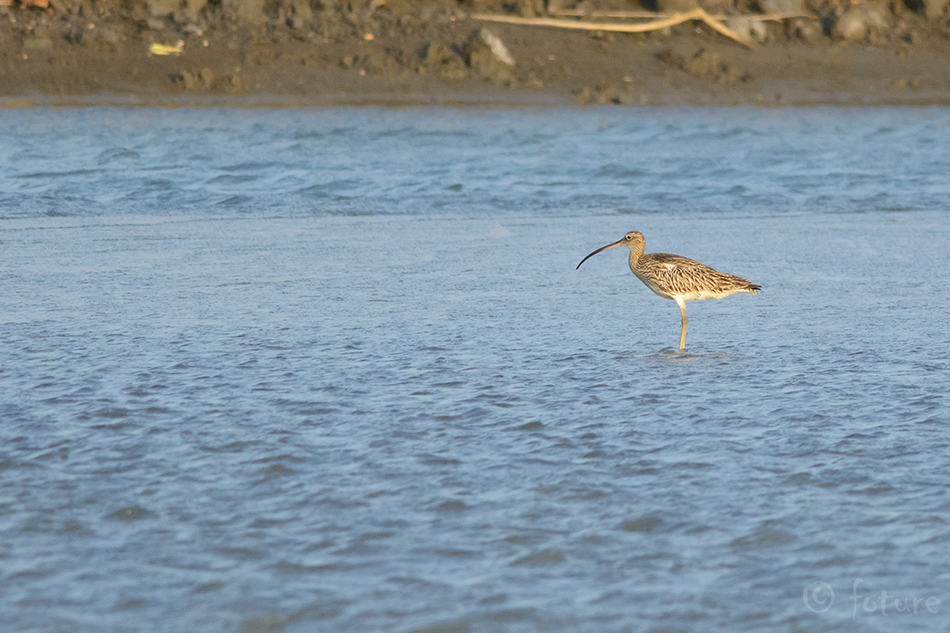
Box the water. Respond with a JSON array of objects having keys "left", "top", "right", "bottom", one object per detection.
[{"left": 1, "top": 107, "right": 949, "bottom": 633}]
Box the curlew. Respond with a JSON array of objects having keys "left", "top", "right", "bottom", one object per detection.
[{"left": 576, "top": 231, "right": 760, "bottom": 350}]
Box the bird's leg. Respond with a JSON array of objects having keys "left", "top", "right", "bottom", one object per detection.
[{"left": 675, "top": 298, "right": 688, "bottom": 350}]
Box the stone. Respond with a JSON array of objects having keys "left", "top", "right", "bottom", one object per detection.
[
  {"left": 923, "top": 0, "right": 949, "bottom": 18},
  {"left": 473, "top": 28, "right": 514, "bottom": 66},
  {"left": 62, "top": 24, "right": 84, "bottom": 44},
  {"left": 833, "top": 4, "right": 890, "bottom": 41},
  {"left": 289, "top": 0, "right": 312, "bottom": 23},
  {"left": 181, "top": 22, "right": 204, "bottom": 36},
  {"left": 198, "top": 67, "right": 214, "bottom": 87},
  {"left": 146, "top": 0, "right": 182, "bottom": 18},
  {"left": 174, "top": 67, "right": 214, "bottom": 90},
  {"left": 656, "top": 0, "right": 700, "bottom": 12},
  {"left": 832, "top": 10, "right": 867, "bottom": 40},
  {"left": 224, "top": 0, "right": 267, "bottom": 25},
  {"left": 862, "top": 3, "right": 891, "bottom": 31},
  {"left": 757, "top": 0, "right": 805, "bottom": 13},
  {"left": 92, "top": 0, "right": 124, "bottom": 15},
  {"left": 725, "top": 16, "right": 768, "bottom": 43},
  {"left": 466, "top": 28, "right": 515, "bottom": 85},
  {"left": 575, "top": 83, "right": 637, "bottom": 105},
  {"left": 789, "top": 17, "right": 822, "bottom": 43},
  {"left": 658, "top": 47, "right": 750, "bottom": 85},
  {"left": 422, "top": 41, "right": 467, "bottom": 79},
  {"left": 97, "top": 27, "right": 121, "bottom": 48}
]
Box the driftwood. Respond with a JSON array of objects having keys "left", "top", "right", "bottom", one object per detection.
[
  {"left": 549, "top": 9, "right": 813, "bottom": 22},
  {"left": 148, "top": 41, "right": 185, "bottom": 56},
  {"left": 471, "top": 9, "right": 774, "bottom": 49}
]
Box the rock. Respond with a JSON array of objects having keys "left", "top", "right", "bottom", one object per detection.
[
  {"left": 466, "top": 28, "right": 515, "bottom": 85},
  {"left": 96, "top": 27, "right": 121, "bottom": 49},
  {"left": 575, "top": 83, "right": 636, "bottom": 105},
  {"left": 358, "top": 50, "right": 403, "bottom": 76},
  {"left": 655, "top": 47, "right": 685, "bottom": 67},
  {"left": 289, "top": 0, "right": 312, "bottom": 23},
  {"left": 62, "top": 24, "right": 84, "bottom": 44},
  {"left": 655, "top": 47, "right": 686, "bottom": 68},
  {"left": 682, "top": 48, "right": 729, "bottom": 82},
  {"left": 832, "top": 10, "right": 867, "bottom": 40},
  {"left": 656, "top": 0, "right": 700, "bottom": 12},
  {"left": 923, "top": 0, "right": 949, "bottom": 18},
  {"left": 472, "top": 28, "right": 515, "bottom": 67},
  {"left": 862, "top": 3, "right": 891, "bottom": 31},
  {"left": 173, "top": 67, "right": 214, "bottom": 90},
  {"left": 789, "top": 17, "right": 822, "bottom": 43},
  {"left": 421, "top": 41, "right": 467, "bottom": 79},
  {"left": 49, "top": 0, "right": 84, "bottom": 13},
  {"left": 699, "top": 0, "right": 733, "bottom": 13},
  {"left": 833, "top": 4, "right": 890, "bottom": 41},
  {"left": 657, "top": 47, "right": 751, "bottom": 85},
  {"left": 93, "top": 0, "right": 124, "bottom": 15},
  {"left": 223, "top": 0, "right": 267, "bottom": 25},
  {"left": 725, "top": 17, "right": 768, "bottom": 44},
  {"left": 516, "top": 0, "right": 546, "bottom": 17},
  {"left": 756, "top": 0, "right": 805, "bottom": 13},
  {"left": 198, "top": 67, "right": 214, "bottom": 87},
  {"left": 225, "top": 72, "right": 242, "bottom": 92},
  {"left": 146, "top": 0, "right": 181, "bottom": 18},
  {"left": 172, "top": 8, "right": 198, "bottom": 24}
]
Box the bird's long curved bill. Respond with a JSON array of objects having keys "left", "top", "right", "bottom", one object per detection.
[{"left": 576, "top": 240, "right": 622, "bottom": 270}]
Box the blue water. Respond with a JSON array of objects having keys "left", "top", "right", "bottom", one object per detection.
[{"left": 1, "top": 107, "right": 949, "bottom": 633}]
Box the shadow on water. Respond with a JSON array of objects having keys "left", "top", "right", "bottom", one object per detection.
[
  {"left": 648, "top": 348, "right": 698, "bottom": 363},
  {"left": 646, "top": 348, "right": 738, "bottom": 364}
]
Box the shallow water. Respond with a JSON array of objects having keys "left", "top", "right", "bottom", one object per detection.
[{"left": 1, "top": 107, "right": 949, "bottom": 632}]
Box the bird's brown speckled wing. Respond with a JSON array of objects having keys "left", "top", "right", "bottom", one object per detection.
[{"left": 644, "top": 253, "right": 758, "bottom": 297}]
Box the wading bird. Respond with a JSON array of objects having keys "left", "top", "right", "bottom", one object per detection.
[{"left": 576, "top": 231, "right": 760, "bottom": 350}]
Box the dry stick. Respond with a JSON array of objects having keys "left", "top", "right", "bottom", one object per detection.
[
  {"left": 549, "top": 9, "right": 814, "bottom": 22},
  {"left": 470, "top": 9, "right": 755, "bottom": 49}
]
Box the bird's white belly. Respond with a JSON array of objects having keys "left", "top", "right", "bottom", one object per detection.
[{"left": 679, "top": 290, "right": 727, "bottom": 302}]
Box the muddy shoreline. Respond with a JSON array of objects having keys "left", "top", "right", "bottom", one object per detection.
[{"left": 3, "top": 0, "right": 950, "bottom": 108}]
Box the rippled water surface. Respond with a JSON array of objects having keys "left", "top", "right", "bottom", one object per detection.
[{"left": 2, "top": 107, "right": 949, "bottom": 632}]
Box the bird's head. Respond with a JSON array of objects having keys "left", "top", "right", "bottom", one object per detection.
[{"left": 576, "top": 231, "right": 644, "bottom": 270}]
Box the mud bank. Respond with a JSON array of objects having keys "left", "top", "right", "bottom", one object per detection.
[{"left": 2, "top": 0, "right": 950, "bottom": 107}]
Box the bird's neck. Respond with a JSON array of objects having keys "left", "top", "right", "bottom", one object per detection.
[{"left": 627, "top": 241, "right": 645, "bottom": 272}]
